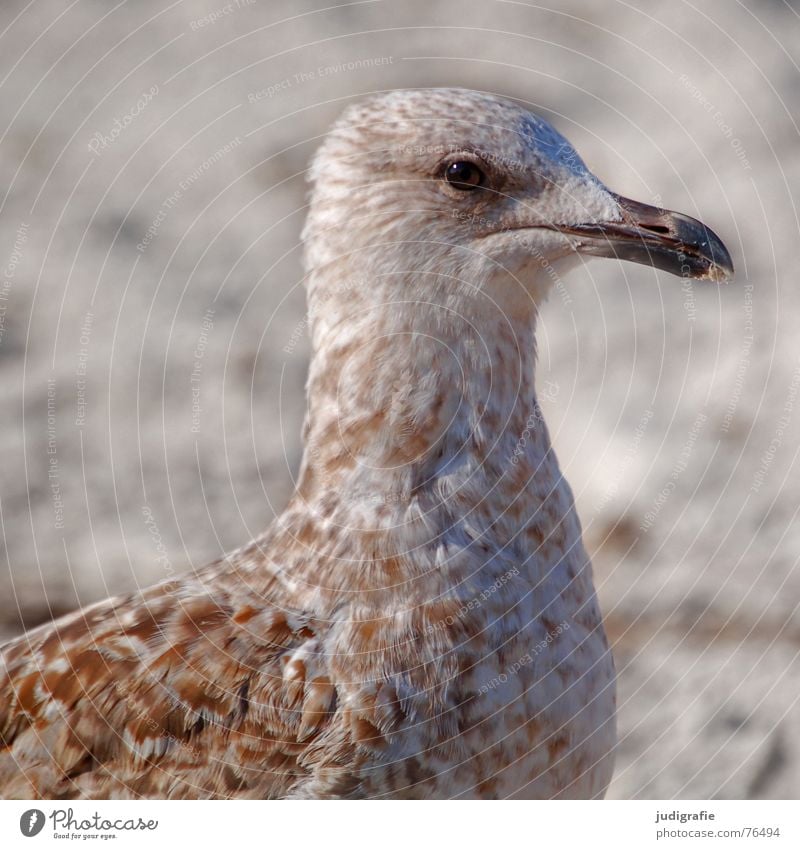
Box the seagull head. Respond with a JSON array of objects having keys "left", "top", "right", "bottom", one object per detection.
[{"left": 304, "top": 87, "right": 733, "bottom": 311}]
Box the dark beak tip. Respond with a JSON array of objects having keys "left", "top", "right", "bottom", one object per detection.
[
  {"left": 691, "top": 241, "right": 734, "bottom": 283},
  {"left": 613, "top": 195, "right": 736, "bottom": 284},
  {"left": 673, "top": 213, "right": 734, "bottom": 283},
  {"left": 701, "top": 263, "right": 733, "bottom": 283},
  {"left": 709, "top": 253, "right": 735, "bottom": 283}
]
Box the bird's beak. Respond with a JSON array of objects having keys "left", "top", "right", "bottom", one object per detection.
[{"left": 555, "top": 193, "right": 734, "bottom": 282}]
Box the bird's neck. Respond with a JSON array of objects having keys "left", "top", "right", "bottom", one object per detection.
[
  {"left": 268, "top": 264, "right": 589, "bottom": 599},
  {"left": 294, "top": 280, "right": 561, "bottom": 535}
]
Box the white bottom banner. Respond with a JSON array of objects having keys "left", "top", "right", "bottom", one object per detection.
[{"left": 0, "top": 799, "right": 796, "bottom": 848}]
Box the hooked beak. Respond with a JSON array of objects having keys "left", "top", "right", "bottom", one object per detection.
[{"left": 555, "top": 193, "right": 734, "bottom": 282}]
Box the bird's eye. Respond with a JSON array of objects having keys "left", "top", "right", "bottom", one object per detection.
[{"left": 443, "top": 160, "right": 485, "bottom": 190}]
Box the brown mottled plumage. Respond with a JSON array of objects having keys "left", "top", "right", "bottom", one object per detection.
[{"left": 0, "top": 89, "right": 732, "bottom": 799}]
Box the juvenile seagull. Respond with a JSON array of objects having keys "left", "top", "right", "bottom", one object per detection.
[{"left": 0, "top": 89, "right": 732, "bottom": 799}]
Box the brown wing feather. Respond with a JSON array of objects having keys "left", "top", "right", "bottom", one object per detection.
[{"left": 0, "top": 571, "right": 356, "bottom": 799}]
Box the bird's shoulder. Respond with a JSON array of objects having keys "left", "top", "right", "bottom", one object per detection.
[{"left": 0, "top": 554, "right": 391, "bottom": 799}]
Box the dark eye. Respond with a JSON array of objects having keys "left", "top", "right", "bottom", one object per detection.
[{"left": 443, "top": 160, "right": 485, "bottom": 190}]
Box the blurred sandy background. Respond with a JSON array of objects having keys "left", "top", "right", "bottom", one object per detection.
[{"left": 0, "top": 0, "right": 798, "bottom": 798}]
